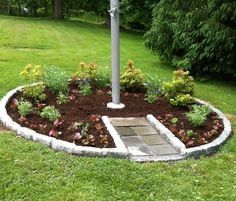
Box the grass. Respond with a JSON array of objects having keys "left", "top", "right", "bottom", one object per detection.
[{"left": 0, "top": 15, "right": 236, "bottom": 200}]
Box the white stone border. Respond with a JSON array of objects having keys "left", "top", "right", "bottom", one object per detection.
[
  {"left": 0, "top": 86, "right": 128, "bottom": 158},
  {"left": 147, "top": 99, "right": 233, "bottom": 158}
]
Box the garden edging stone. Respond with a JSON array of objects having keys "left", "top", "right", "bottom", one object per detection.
[
  {"left": 146, "top": 98, "right": 232, "bottom": 158},
  {"left": 0, "top": 86, "right": 129, "bottom": 159}
]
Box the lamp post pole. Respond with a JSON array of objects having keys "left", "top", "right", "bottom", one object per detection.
[{"left": 107, "top": 0, "right": 125, "bottom": 109}]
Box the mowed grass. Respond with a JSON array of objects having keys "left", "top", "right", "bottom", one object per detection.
[{"left": 0, "top": 15, "right": 236, "bottom": 200}]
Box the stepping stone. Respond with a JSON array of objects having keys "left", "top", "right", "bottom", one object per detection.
[
  {"left": 115, "top": 127, "right": 136, "bottom": 136},
  {"left": 131, "top": 126, "right": 159, "bottom": 136},
  {"left": 121, "top": 136, "right": 144, "bottom": 147},
  {"left": 128, "top": 145, "right": 153, "bottom": 156},
  {"left": 110, "top": 117, "right": 149, "bottom": 127},
  {"left": 141, "top": 135, "right": 167, "bottom": 146},
  {"left": 148, "top": 144, "right": 178, "bottom": 156}
]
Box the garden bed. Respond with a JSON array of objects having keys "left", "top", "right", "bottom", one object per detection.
[{"left": 6, "top": 82, "right": 224, "bottom": 149}]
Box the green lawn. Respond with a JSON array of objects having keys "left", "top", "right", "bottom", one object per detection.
[{"left": 0, "top": 15, "right": 236, "bottom": 200}]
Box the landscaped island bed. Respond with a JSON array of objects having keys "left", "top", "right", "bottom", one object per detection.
[{"left": 6, "top": 82, "right": 224, "bottom": 149}]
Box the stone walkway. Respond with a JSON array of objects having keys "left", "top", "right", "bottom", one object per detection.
[{"left": 110, "top": 117, "right": 184, "bottom": 162}]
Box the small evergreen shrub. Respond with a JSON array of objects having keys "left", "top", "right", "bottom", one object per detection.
[
  {"left": 120, "top": 60, "right": 145, "bottom": 92},
  {"left": 186, "top": 105, "right": 212, "bottom": 127},
  {"left": 18, "top": 100, "right": 33, "bottom": 117},
  {"left": 163, "top": 69, "right": 195, "bottom": 106},
  {"left": 43, "top": 66, "right": 68, "bottom": 94},
  {"left": 40, "top": 106, "right": 61, "bottom": 122}
]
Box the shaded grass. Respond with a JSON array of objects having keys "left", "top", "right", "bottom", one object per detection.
[{"left": 0, "top": 15, "right": 235, "bottom": 200}]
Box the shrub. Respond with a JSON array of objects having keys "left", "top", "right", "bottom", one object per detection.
[
  {"left": 20, "top": 64, "right": 46, "bottom": 101},
  {"left": 145, "top": 0, "right": 236, "bottom": 77},
  {"left": 57, "top": 92, "right": 69, "bottom": 105},
  {"left": 80, "top": 84, "right": 92, "bottom": 96},
  {"left": 40, "top": 106, "right": 61, "bottom": 122},
  {"left": 163, "top": 69, "right": 195, "bottom": 106},
  {"left": 170, "top": 117, "right": 178, "bottom": 125},
  {"left": 75, "top": 62, "right": 98, "bottom": 81},
  {"left": 144, "top": 75, "right": 163, "bottom": 103},
  {"left": 186, "top": 105, "right": 212, "bottom": 127},
  {"left": 95, "top": 66, "right": 111, "bottom": 89},
  {"left": 18, "top": 100, "right": 33, "bottom": 117},
  {"left": 43, "top": 66, "right": 68, "bottom": 94},
  {"left": 120, "top": 60, "right": 145, "bottom": 92}
]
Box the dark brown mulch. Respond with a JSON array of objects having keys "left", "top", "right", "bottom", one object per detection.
[{"left": 6, "top": 84, "right": 224, "bottom": 148}]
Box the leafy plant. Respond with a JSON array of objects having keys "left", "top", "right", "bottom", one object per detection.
[
  {"left": 170, "top": 117, "right": 178, "bottom": 125},
  {"left": 144, "top": 93, "right": 158, "bottom": 104},
  {"left": 43, "top": 66, "right": 68, "bottom": 94},
  {"left": 144, "top": 76, "right": 163, "bottom": 104},
  {"left": 186, "top": 105, "right": 212, "bottom": 127},
  {"left": 95, "top": 66, "right": 111, "bottom": 89},
  {"left": 75, "top": 62, "right": 98, "bottom": 81},
  {"left": 40, "top": 106, "right": 61, "bottom": 122},
  {"left": 20, "top": 64, "right": 46, "bottom": 101},
  {"left": 120, "top": 60, "right": 145, "bottom": 92},
  {"left": 80, "top": 84, "right": 92, "bottom": 96},
  {"left": 186, "top": 130, "right": 195, "bottom": 138},
  {"left": 18, "top": 100, "right": 33, "bottom": 117},
  {"left": 163, "top": 69, "right": 195, "bottom": 106},
  {"left": 56, "top": 92, "right": 69, "bottom": 105}
]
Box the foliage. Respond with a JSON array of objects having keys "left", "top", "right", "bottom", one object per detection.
[
  {"left": 20, "top": 64, "right": 46, "bottom": 101},
  {"left": 144, "top": 93, "right": 158, "bottom": 104},
  {"left": 80, "top": 84, "right": 92, "bottom": 96},
  {"left": 186, "top": 130, "right": 195, "bottom": 137},
  {"left": 56, "top": 92, "right": 68, "bottom": 105},
  {"left": 17, "top": 99, "right": 33, "bottom": 117},
  {"left": 144, "top": 75, "right": 163, "bottom": 103},
  {"left": 163, "top": 69, "right": 195, "bottom": 106},
  {"left": 120, "top": 60, "right": 145, "bottom": 92},
  {"left": 145, "top": 0, "right": 236, "bottom": 77},
  {"left": 40, "top": 106, "right": 61, "bottom": 122},
  {"left": 95, "top": 66, "right": 111, "bottom": 89},
  {"left": 186, "top": 104, "right": 212, "bottom": 127},
  {"left": 170, "top": 117, "right": 178, "bottom": 125},
  {"left": 43, "top": 66, "right": 68, "bottom": 94},
  {"left": 75, "top": 62, "right": 98, "bottom": 81}
]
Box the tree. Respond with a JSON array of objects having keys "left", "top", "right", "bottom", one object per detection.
[
  {"left": 54, "top": 0, "right": 63, "bottom": 19},
  {"left": 145, "top": 0, "right": 236, "bottom": 78}
]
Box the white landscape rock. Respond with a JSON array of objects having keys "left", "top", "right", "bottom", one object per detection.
[
  {"left": 0, "top": 85, "right": 129, "bottom": 159},
  {"left": 146, "top": 99, "right": 233, "bottom": 158}
]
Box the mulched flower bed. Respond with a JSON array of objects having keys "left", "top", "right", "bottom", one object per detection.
[{"left": 6, "top": 82, "right": 224, "bottom": 148}]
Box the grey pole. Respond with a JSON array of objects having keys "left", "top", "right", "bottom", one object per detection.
[{"left": 107, "top": 0, "right": 125, "bottom": 109}]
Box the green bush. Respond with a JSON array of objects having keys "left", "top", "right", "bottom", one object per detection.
[
  {"left": 43, "top": 66, "right": 68, "bottom": 94},
  {"left": 120, "top": 60, "right": 145, "bottom": 92},
  {"left": 163, "top": 70, "right": 195, "bottom": 106},
  {"left": 20, "top": 64, "right": 46, "bottom": 101},
  {"left": 18, "top": 100, "right": 33, "bottom": 117},
  {"left": 145, "top": 0, "right": 236, "bottom": 78},
  {"left": 40, "top": 106, "right": 61, "bottom": 122},
  {"left": 186, "top": 104, "right": 212, "bottom": 127},
  {"left": 95, "top": 67, "right": 111, "bottom": 89}
]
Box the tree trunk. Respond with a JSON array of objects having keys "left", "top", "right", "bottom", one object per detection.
[
  {"left": 17, "top": 0, "right": 22, "bottom": 16},
  {"left": 8, "top": 0, "right": 12, "bottom": 15},
  {"left": 44, "top": 0, "right": 48, "bottom": 16},
  {"left": 54, "top": 0, "right": 63, "bottom": 19}
]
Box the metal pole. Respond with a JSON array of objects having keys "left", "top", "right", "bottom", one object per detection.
[{"left": 107, "top": 0, "right": 125, "bottom": 109}]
